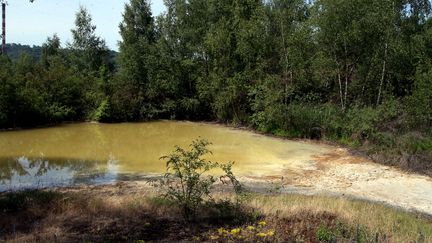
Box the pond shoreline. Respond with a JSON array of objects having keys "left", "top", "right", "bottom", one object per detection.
[
  {"left": 1, "top": 171, "right": 432, "bottom": 218},
  {"left": 0, "top": 119, "right": 408, "bottom": 178},
  {"left": 0, "top": 179, "right": 430, "bottom": 218}
]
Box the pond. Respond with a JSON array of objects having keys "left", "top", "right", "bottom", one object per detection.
[{"left": 0, "top": 121, "right": 332, "bottom": 191}]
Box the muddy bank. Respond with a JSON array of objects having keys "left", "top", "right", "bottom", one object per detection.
[{"left": 242, "top": 147, "right": 432, "bottom": 216}]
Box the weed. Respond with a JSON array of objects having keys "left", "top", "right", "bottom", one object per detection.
[{"left": 316, "top": 224, "right": 335, "bottom": 242}]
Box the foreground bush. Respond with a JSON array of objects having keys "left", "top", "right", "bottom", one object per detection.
[{"left": 157, "top": 138, "right": 243, "bottom": 221}]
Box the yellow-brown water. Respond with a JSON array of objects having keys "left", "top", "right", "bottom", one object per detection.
[{"left": 0, "top": 121, "right": 332, "bottom": 191}]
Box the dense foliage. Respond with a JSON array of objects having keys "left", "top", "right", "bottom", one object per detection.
[{"left": 0, "top": 0, "right": 431, "bottom": 174}]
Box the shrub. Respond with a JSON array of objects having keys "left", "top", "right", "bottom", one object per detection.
[
  {"left": 158, "top": 138, "right": 242, "bottom": 221},
  {"left": 316, "top": 224, "right": 335, "bottom": 242},
  {"left": 90, "top": 97, "right": 110, "bottom": 121}
]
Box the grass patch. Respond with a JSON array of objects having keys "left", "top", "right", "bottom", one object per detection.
[{"left": 251, "top": 194, "right": 432, "bottom": 242}]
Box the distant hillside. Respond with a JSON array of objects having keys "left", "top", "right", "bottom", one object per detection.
[
  {"left": 3, "top": 43, "right": 118, "bottom": 63},
  {"left": 4, "top": 43, "right": 42, "bottom": 61}
]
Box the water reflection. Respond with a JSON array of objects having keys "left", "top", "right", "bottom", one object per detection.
[{"left": 0, "top": 156, "right": 118, "bottom": 191}]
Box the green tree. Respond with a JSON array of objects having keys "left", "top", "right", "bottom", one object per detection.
[
  {"left": 41, "top": 34, "right": 61, "bottom": 67},
  {"left": 154, "top": 0, "right": 212, "bottom": 119},
  {"left": 313, "top": 0, "right": 397, "bottom": 110},
  {"left": 69, "top": 6, "right": 111, "bottom": 120},
  {"left": 203, "top": 0, "right": 268, "bottom": 122},
  {"left": 69, "top": 6, "right": 110, "bottom": 73},
  {"left": 0, "top": 56, "right": 15, "bottom": 127},
  {"left": 407, "top": 19, "right": 432, "bottom": 129},
  {"left": 251, "top": 0, "right": 316, "bottom": 132},
  {"left": 111, "top": 0, "right": 157, "bottom": 120}
]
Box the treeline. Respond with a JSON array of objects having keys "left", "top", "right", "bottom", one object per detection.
[
  {"left": 1, "top": 0, "right": 432, "bottom": 173},
  {"left": 4, "top": 43, "right": 42, "bottom": 61},
  {"left": 3, "top": 43, "right": 117, "bottom": 63}
]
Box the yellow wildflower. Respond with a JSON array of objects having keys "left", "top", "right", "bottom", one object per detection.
[
  {"left": 246, "top": 226, "right": 255, "bottom": 231},
  {"left": 218, "top": 227, "right": 228, "bottom": 235},
  {"left": 258, "top": 221, "right": 266, "bottom": 227},
  {"left": 267, "top": 230, "right": 275, "bottom": 236},
  {"left": 256, "top": 232, "right": 267, "bottom": 237},
  {"left": 230, "top": 228, "right": 241, "bottom": 234}
]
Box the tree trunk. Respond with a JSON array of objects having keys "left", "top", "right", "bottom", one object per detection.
[
  {"left": 377, "top": 42, "right": 388, "bottom": 106},
  {"left": 337, "top": 68, "right": 344, "bottom": 111}
]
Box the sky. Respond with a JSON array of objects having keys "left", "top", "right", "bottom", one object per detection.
[{"left": 6, "top": 0, "right": 166, "bottom": 50}]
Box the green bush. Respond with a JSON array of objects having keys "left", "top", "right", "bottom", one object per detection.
[
  {"left": 90, "top": 97, "right": 110, "bottom": 121},
  {"left": 158, "top": 138, "right": 242, "bottom": 221},
  {"left": 316, "top": 224, "right": 335, "bottom": 242}
]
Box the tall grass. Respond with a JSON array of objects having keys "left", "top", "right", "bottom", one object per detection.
[{"left": 250, "top": 194, "right": 432, "bottom": 242}]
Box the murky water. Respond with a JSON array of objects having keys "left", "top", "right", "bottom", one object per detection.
[{"left": 0, "top": 121, "right": 332, "bottom": 191}]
